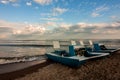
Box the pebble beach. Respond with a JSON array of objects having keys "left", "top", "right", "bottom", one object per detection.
[{"left": 0, "top": 51, "right": 119, "bottom": 80}]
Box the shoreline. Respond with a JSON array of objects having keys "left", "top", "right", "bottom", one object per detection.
[
  {"left": 0, "top": 60, "right": 51, "bottom": 80},
  {"left": 0, "top": 51, "right": 120, "bottom": 80}
]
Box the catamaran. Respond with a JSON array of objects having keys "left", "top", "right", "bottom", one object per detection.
[{"left": 46, "top": 41, "right": 110, "bottom": 67}]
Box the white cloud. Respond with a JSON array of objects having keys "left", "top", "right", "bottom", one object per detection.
[
  {"left": 53, "top": 7, "right": 68, "bottom": 15},
  {"left": 103, "top": 29, "right": 119, "bottom": 34},
  {"left": 111, "top": 22, "right": 120, "bottom": 27},
  {"left": 0, "top": 20, "right": 47, "bottom": 38},
  {"left": 60, "top": 23, "right": 71, "bottom": 29},
  {"left": 0, "top": 0, "right": 17, "bottom": 4},
  {"left": 13, "top": 25, "right": 46, "bottom": 35},
  {"left": 40, "top": 7, "right": 68, "bottom": 17},
  {"left": 0, "top": 20, "right": 120, "bottom": 39},
  {"left": 10, "top": 0, "right": 17, "bottom": 2},
  {"left": 56, "top": 22, "right": 120, "bottom": 34},
  {"left": 43, "top": 22, "right": 57, "bottom": 28},
  {"left": 33, "top": 0, "right": 52, "bottom": 5},
  {"left": 76, "top": 22, "right": 120, "bottom": 29},
  {"left": 93, "top": 23, "right": 109, "bottom": 28},
  {"left": 1, "top": 0, "right": 8, "bottom": 4},
  {"left": 91, "top": 5, "right": 109, "bottom": 17},
  {"left": 95, "top": 6, "right": 109, "bottom": 12},
  {"left": 26, "top": 2, "right": 32, "bottom": 6},
  {"left": 91, "top": 12, "right": 100, "bottom": 17},
  {"left": 40, "top": 17, "right": 63, "bottom": 21},
  {"left": 77, "top": 22, "right": 92, "bottom": 28}
]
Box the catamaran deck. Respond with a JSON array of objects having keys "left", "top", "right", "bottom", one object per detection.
[
  {"left": 48, "top": 52, "right": 110, "bottom": 61},
  {"left": 70, "top": 53, "right": 109, "bottom": 61}
]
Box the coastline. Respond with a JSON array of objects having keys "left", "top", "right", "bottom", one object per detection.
[
  {"left": 0, "top": 51, "right": 120, "bottom": 80},
  {"left": 0, "top": 60, "right": 51, "bottom": 80}
]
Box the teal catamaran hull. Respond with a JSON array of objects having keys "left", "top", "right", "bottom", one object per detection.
[{"left": 46, "top": 53, "right": 86, "bottom": 67}]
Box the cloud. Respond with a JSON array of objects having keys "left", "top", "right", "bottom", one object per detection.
[
  {"left": 44, "top": 21, "right": 120, "bottom": 39},
  {"left": 0, "top": 20, "right": 16, "bottom": 39},
  {"left": 53, "top": 7, "right": 68, "bottom": 15},
  {"left": 102, "top": 29, "right": 119, "bottom": 34},
  {"left": 43, "top": 22, "right": 57, "bottom": 27},
  {"left": 51, "top": 22, "right": 120, "bottom": 35},
  {"left": 95, "top": 6, "right": 109, "bottom": 12},
  {"left": 59, "top": 23, "right": 71, "bottom": 29},
  {"left": 0, "top": 20, "right": 120, "bottom": 39},
  {"left": 1, "top": 0, "right": 8, "bottom": 4},
  {"left": 91, "top": 5, "right": 109, "bottom": 17},
  {"left": 0, "top": 20, "right": 47, "bottom": 39},
  {"left": 13, "top": 25, "right": 46, "bottom": 35},
  {"left": 91, "top": 12, "right": 100, "bottom": 17},
  {"left": 40, "top": 17, "right": 63, "bottom": 21},
  {"left": 33, "top": 0, "right": 52, "bottom": 5},
  {"left": 111, "top": 22, "right": 120, "bottom": 27},
  {"left": 0, "top": 0, "right": 17, "bottom": 4},
  {"left": 26, "top": 2, "right": 32, "bottom": 6},
  {"left": 0, "top": 27, "right": 13, "bottom": 33},
  {"left": 40, "top": 7, "right": 68, "bottom": 17}
]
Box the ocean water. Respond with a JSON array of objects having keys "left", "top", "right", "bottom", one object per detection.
[{"left": 0, "top": 39, "right": 120, "bottom": 64}]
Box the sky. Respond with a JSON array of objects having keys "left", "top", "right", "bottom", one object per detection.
[{"left": 0, "top": 0, "right": 120, "bottom": 40}]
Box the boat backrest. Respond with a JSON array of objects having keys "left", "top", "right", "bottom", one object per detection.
[
  {"left": 89, "top": 40, "right": 93, "bottom": 45},
  {"left": 79, "top": 40, "right": 84, "bottom": 46},
  {"left": 53, "top": 41, "right": 60, "bottom": 49},
  {"left": 74, "top": 45, "right": 84, "bottom": 49},
  {"left": 93, "top": 43, "right": 101, "bottom": 51},
  {"left": 69, "top": 45, "right": 75, "bottom": 56},
  {"left": 71, "top": 40, "right": 76, "bottom": 45}
]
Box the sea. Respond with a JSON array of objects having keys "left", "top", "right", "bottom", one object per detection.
[{"left": 0, "top": 39, "right": 120, "bottom": 64}]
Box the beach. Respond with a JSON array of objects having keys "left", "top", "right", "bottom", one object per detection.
[{"left": 0, "top": 51, "right": 119, "bottom": 80}]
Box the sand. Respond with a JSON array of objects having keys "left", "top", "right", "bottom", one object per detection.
[{"left": 0, "top": 51, "right": 120, "bottom": 80}]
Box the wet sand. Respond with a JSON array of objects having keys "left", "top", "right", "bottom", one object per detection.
[
  {"left": 0, "top": 51, "right": 120, "bottom": 80},
  {"left": 0, "top": 60, "right": 46, "bottom": 74},
  {"left": 0, "top": 60, "right": 51, "bottom": 80}
]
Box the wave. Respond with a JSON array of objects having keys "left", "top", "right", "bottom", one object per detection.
[{"left": 0, "top": 55, "right": 46, "bottom": 65}]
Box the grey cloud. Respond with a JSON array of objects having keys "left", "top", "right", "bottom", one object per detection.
[
  {"left": 0, "top": 27, "right": 13, "bottom": 33},
  {"left": 1, "top": 20, "right": 120, "bottom": 39}
]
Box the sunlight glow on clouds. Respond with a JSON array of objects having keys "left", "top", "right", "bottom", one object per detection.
[
  {"left": 13, "top": 26, "right": 46, "bottom": 35},
  {"left": 0, "top": 19, "right": 120, "bottom": 39},
  {"left": 0, "top": 0, "right": 120, "bottom": 39}
]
